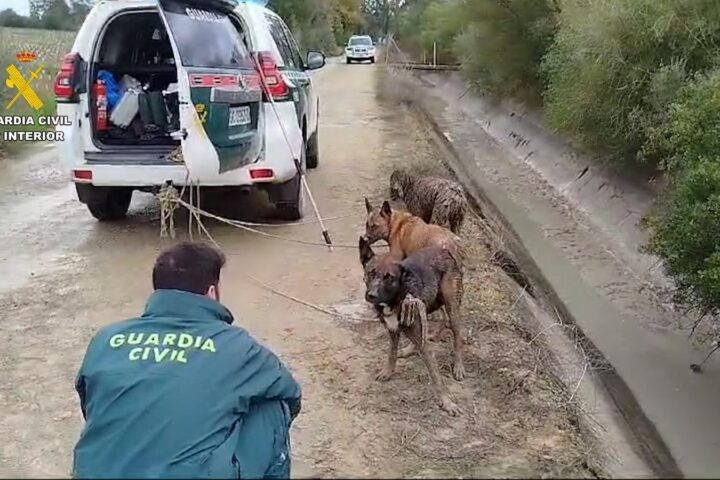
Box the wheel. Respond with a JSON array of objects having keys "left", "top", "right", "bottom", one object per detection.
[
  {"left": 306, "top": 126, "right": 319, "bottom": 169},
  {"left": 86, "top": 188, "right": 132, "bottom": 221},
  {"left": 276, "top": 144, "right": 306, "bottom": 221},
  {"left": 370, "top": 57, "right": 375, "bottom": 64},
  {"left": 346, "top": 58, "right": 352, "bottom": 64}
]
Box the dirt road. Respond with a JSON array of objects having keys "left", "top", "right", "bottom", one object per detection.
[{"left": 0, "top": 60, "right": 596, "bottom": 478}]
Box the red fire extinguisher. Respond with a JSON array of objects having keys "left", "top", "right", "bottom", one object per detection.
[{"left": 95, "top": 80, "right": 108, "bottom": 132}]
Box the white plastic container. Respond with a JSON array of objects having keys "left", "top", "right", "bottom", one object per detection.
[
  {"left": 119, "top": 74, "right": 141, "bottom": 94},
  {"left": 110, "top": 89, "right": 140, "bottom": 128}
]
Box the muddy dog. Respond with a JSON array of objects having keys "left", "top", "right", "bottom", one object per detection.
[
  {"left": 359, "top": 236, "right": 465, "bottom": 415},
  {"left": 364, "top": 198, "right": 462, "bottom": 263},
  {"left": 390, "top": 169, "right": 468, "bottom": 233}
]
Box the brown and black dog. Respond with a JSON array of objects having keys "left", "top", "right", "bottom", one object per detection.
[
  {"left": 364, "top": 198, "right": 462, "bottom": 263},
  {"left": 359, "top": 236, "right": 465, "bottom": 416}
]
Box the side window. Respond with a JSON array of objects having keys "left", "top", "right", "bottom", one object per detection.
[
  {"left": 280, "top": 22, "right": 304, "bottom": 69},
  {"left": 265, "top": 13, "right": 295, "bottom": 69}
]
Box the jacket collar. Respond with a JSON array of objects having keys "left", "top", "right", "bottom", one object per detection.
[{"left": 142, "top": 289, "right": 234, "bottom": 325}]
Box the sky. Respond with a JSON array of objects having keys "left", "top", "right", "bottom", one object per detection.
[{"left": 5, "top": 0, "right": 30, "bottom": 16}]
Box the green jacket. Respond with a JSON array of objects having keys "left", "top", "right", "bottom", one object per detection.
[{"left": 73, "top": 289, "right": 302, "bottom": 479}]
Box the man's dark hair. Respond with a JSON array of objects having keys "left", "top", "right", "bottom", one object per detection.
[{"left": 152, "top": 242, "right": 226, "bottom": 295}]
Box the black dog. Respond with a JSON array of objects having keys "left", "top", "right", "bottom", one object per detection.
[{"left": 359, "top": 236, "right": 464, "bottom": 415}]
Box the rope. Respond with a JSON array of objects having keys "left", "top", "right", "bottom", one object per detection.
[
  {"left": 158, "top": 184, "right": 179, "bottom": 239},
  {"left": 174, "top": 196, "right": 360, "bottom": 249},
  {"left": 211, "top": 212, "right": 356, "bottom": 228},
  {"left": 188, "top": 202, "right": 344, "bottom": 318},
  {"left": 251, "top": 54, "right": 334, "bottom": 251}
]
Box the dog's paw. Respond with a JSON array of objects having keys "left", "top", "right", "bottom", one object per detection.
[
  {"left": 440, "top": 396, "right": 462, "bottom": 416},
  {"left": 452, "top": 362, "right": 466, "bottom": 381},
  {"left": 376, "top": 368, "right": 395, "bottom": 382}
]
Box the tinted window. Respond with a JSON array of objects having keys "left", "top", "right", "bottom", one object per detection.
[
  {"left": 265, "top": 13, "right": 296, "bottom": 68},
  {"left": 349, "top": 37, "right": 372, "bottom": 46},
  {"left": 161, "top": 0, "right": 250, "bottom": 68},
  {"left": 281, "top": 22, "right": 304, "bottom": 68}
]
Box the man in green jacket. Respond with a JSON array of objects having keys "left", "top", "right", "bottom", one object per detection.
[{"left": 73, "top": 242, "right": 302, "bottom": 479}]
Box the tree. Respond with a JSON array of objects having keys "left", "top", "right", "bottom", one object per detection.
[
  {"left": 268, "top": 0, "right": 363, "bottom": 53},
  {"left": 0, "top": 8, "right": 31, "bottom": 27},
  {"left": 29, "top": 0, "right": 54, "bottom": 20},
  {"left": 363, "top": 0, "right": 402, "bottom": 37},
  {"left": 41, "top": 0, "right": 73, "bottom": 30},
  {"left": 70, "top": 0, "right": 93, "bottom": 28}
]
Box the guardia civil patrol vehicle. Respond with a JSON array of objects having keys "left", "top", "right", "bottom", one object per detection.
[
  {"left": 55, "top": 0, "right": 325, "bottom": 221},
  {"left": 345, "top": 35, "right": 376, "bottom": 64}
]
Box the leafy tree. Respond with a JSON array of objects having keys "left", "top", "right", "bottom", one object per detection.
[
  {"left": 0, "top": 8, "right": 32, "bottom": 27},
  {"left": 542, "top": 0, "right": 720, "bottom": 166},
  {"left": 41, "top": 0, "right": 72, "bottom": 30},
  {"left": 29, "top": 0, "right": 54, "bottom": 19},
  {"left": 645, "top": 158, "right": 720, "bottom": 318},
  {"left": 269, "top": 0, "right": 363, "bottom": 53},
  {"left": 70, "top": 0, "right": 93, "bottom": 28}
]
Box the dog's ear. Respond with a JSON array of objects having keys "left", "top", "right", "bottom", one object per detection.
[
  {"left": 381, "top": 200, "right": 392, "bottom": 218},
  {"left": 399, "top": 262, "right": 414, "bottom": 284},
  {"left": 365, "top": 197, "right": 373, "bottom": 214},
  {"left": 359, "top": 236, "right": 375, "bottom": 266}
]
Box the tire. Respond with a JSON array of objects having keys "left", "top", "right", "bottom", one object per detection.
[
  {"left": 370, "top": 57, "right": 375, "bottom": 64},
  {"left": 276, "top": 144, "right": 306, "bottom": 221},
  {"left": 87, "top": 188, "right": 132, "bottom": 221},
  {"left": 346, "top": 58, "right": 352, "bottom": 64},
  {"left": 306, "top": 127, "right": 319, "bottom": 169}
]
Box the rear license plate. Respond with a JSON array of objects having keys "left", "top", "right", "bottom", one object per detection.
[{"left": 228, "top": 106, "right": 251, "bottom": 127}]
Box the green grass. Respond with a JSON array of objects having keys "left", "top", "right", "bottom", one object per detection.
[{"left": 0, "top": 27, "right": 74, "bottom": 157}]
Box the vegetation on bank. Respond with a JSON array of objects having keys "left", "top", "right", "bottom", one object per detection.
[{"left": 391, "top": 0, "right": 720, "bottom": 322}]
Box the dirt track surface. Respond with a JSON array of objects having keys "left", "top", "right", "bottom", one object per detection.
[{"left": 0, "top": 61, "right": 595, "bottom": 478}]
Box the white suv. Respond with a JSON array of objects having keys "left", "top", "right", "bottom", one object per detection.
[
  {"left": 345, "top": 35, "right": 375, "bottom": 64},
  {"left": 55, "top": 0, "right": 325, "bottom": 221}
]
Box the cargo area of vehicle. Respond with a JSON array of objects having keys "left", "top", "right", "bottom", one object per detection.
[{"left": 90, "top": 10, "right": 181, "bottom": 150}]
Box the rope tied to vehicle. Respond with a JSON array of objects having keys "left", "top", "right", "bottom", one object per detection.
[{"left": 158, "top": 182, "right": 180, "bottom": 239}]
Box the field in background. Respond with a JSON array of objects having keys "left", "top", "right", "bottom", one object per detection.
[{"left": 0, "top": 27, "right": 75, "bottom": 156}]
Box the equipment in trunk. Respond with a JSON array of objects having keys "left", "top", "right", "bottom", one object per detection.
[{"left": 93, "top": 12, "right": 181, "bottom": 147}]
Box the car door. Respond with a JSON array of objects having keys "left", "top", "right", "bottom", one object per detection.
[
  {"left": 263, "top": 13, "right": 310, "bottom": 134},
  {"left": 157, "top": 0, "right": 264, "bottom": 177},
  {"left": 279, "top": 19, "right": 318, "bottom": 136}
]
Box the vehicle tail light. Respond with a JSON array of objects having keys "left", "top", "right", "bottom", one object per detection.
[
  {"left": 55, "top": 53, "right": 81, "bottom": 102},
  {"left": 255, "top": 52, "right": 290, "bottom": 102},
  {"left": 249, "top": 168, "right": 274, "bottom": 180},
  {"left": 72, "top": 169, "right": 93, "bottom": 182}
]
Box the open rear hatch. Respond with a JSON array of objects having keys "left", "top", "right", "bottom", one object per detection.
[
  {"left": 90, "top": 0, "right": 264, "bottom": 175},
  {"left": 157, "top": 0, "right": 264, "bottom": 177}
]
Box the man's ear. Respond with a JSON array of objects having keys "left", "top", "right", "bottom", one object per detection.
[
  {"left": 359, "top": 236, "right": 375, "bottom": 266},
  {"left": 206, "top": 284, "right": 219, "bottom": 301},
  {"left": 381, "top": 200, "right": 392, "bottom": 218},
  {"left": 365, "top": 197, "right": 373, "bottom": 214}
]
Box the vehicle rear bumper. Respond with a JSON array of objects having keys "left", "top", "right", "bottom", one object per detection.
[
  {"left": 57, "top": 101, "right": 302, "bottom": 189},
  {"left": 67, "top": 160, "right": 298, "bottom": 188}
]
